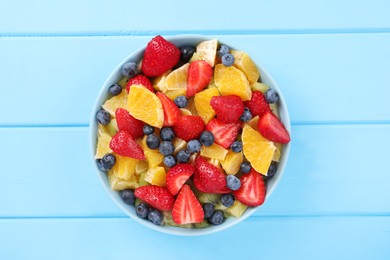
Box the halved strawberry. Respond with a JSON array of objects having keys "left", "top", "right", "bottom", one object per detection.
[
  {"left": 173, "top": 115, "right": 205, "bottom": 142},
  {"left": 186, "top": 60, "right": 213, "bottom": 97},
  {"left": 233, "top": 168, "right": 266, "bottom": 207},
  {"left": 210, "top": 95, "right": 245, "bottom": 123},
  {"left": 156, "top": 92, "right": 181, "bottom": 126},
  {"left": 134, "top": 185, "right": 175, "bottom": 211},
  {"left": 244, "top": 91, "right": 271, "bottom": 117},
  {"left": 126, "top": 74, "right": 154, "bottom": 93},
  {"left": 193, "top": 156, "right": 230, "bottom": 194},
  {"left": 258, "top": 111, "right": 291, "bottom": 144},
  {"left": 172, "top": 184, "right": 204, "bottom": 224},
  {"left": 109, "top": 130, "right": 145, "bottom": 160},
  {"left": 115, "top": 108, "right": 144, "bottom": 138},
  {"left": 166, "top": 164, "right": 195, "bottom": 195},
  {"left": 206, "top": 119, "right": 241, "bottom": 149}
]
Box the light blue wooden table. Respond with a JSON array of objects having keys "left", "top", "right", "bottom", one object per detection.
[{"left": 1, "top": 0, "right": 389, "bottom": 259}]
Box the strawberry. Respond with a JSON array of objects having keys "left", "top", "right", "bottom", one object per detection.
[
  {"left": 173, "top": 115, "right": 205, "bottom": 142},
  {"left": 210, "top": 95, "right": 245, "bottom": 123},
  {"left": 109, "top": 130, "right": 145, "bottom": 160},
  {"left": 233, "top": 168, "right": 266, "bottom": 207},
  {"left": 193, "top": 156, "right": 230, "bottom": 194},
  {"left": 156, "top": 92, "right": 181, "bottom": 127},
  {"left": 186, "top": 60, "right": 213, "bottom": 97},
  {"left": 115, "top": 108, "right": 144, "bottom": 138},
  {"left": 141, "top": 35, "right": 180, "bottom": 77},
  {"left": 166, "top": 164, "right": 195, "bottom": 195},
  {"left": 206, "top": 119, "right": 241, "bottom": 149},
  {"left": 244, "top": 91, "right": 271, "bottom": 117},
  {"left": 134, "top": 185, "right": 175, "bottom": 211},
  {"left": 172, "top": 184, "right": 204, "bottom": 225},
  {"left": 258, "top": 111, "right": 291, "bottom": 144},
  {"left": 126, "top": 74, "right": 154, "bottom": 93}
]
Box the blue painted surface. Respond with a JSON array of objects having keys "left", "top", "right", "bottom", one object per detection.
[{"left": 1, "top": 0, "right": 390, "bottom": 259}]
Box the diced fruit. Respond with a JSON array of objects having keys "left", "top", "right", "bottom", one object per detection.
[
  {"left": 198, "top": 193, "right": 221, "bottom": 204},
  {"left": 96, "top": 109, "right": 111, "bottom": 125},
  {"left": 172, "top": 185, "right": 204, "bottom": 225},
  {"left": 102, "top": 91, "right": 128, "bottom": 116},
  {"left": 173, "top": 138, "right": 187, "bottom": 154},
  {"left": 173, "top": 115, "right": 205, "bottom": 142},
  {"left": 196, "top": 39, "right": 218, "bottom": 67},
  {"left": 95, "top": 130, "right": 113, "bottom": 159},
  {"left": 145, "top": 166, "right": 167, "bottom": 187},
  {"left": 180, "top": 46, "right": 196, "bottom": 63},
  {"left": 242, "top": 124, "right": 275, "bottom": 175},
  {"left": 194, "top": 87, "right": 220, "bottom": 124},
  {"left": 189, "top": 52, "right": 201, "bottom": 62},
  {"left": 135, "top": 160, "right": 149, "bottom": 174},
  {"left": 187, "top": 60, "right": 213, "bottom": 97},
  {"left": 230, "top": 50, "right": 260, "bottom": 84},
  {"left": 214, "top": 64, "right": 251, "bottom": 101},
  {"left": 233, "top": 168, "right": 266, "bottom": 207},
  {"left": 226, "top": 175, "right": 241, "bottom": 191},
  {"left": 152, "top": 70, "right": 170, "bottom": 92},
  {"left": 270, "top": 103, "right": 280, "bottom": 118},
  {"left": 121, "top": 62, "right": 138, "bottom": 78},
  {"left": 110, "top": 131, "right": 145, "bottom": 160},
  {"left": 221, "top": 150, "right": 243, "bottom": 175},
  {"left": 225, "top": 200, "right": 248, "bottom": 218},
  {"left": 148, "top": 209, "right": 164, "bottom": 225},
  {"left": 210, "top": 95, "right": 244, "bottom": 123},
  {"left": 127, "top": 84, "right": 164, "bottom": 128},
  {"left": 142, "top": 136, "right": 164, "bottom": 167},
  {"left": 250, "top": 82, "right": 269, "bottom": 93},
  {"left": 141, "top": 35, "right": 180, "bottom": 77},
  {"left": 244, "top": 91, "right": 271, "bottom": 118},
  {"left": 157, "top": 92, "right": 181, "bottom": 126},
  {"left": 138, "top": 172, "right": 149, "bottom": 187},
  {"left": 134, "top": 185, "right": 175, "bottom": 211},
  {"left": 209, "top": 210, "right": 225, "bottom": 225},
  {"left": 246, "top": 115, "right": 259, "bottom": 130},
  {"left": 221, "top": 53, "right": 234, "bottom": 67},
  {"left": 166, "top": 164, "right": 195, "bottom": 195},
  {"left": 108, "top": 170, "right": 139, "bottom": 190},
  {"left": 199, "top": 131, "right": 214, "bottom": 147},
  {"left": 221, "top": 193, "right": 235, "bottom": 207},
  {"left": 126, "top": 74, "right": 154, "bottom": 93},
  {"left": 163, "top": 211, "right": 193, "bottom": 228},
  {"left": 179, "top": 108, "right": 192, "bottom": 116},
  {"left": 186, "top": 98, "right": 198, "bottom": 115},
  {"left": 110, "top": 154, "right": 138, "bottom": 180},
  {"left": 117, "top": 76, "right": 128, "bottom": 88},
  {"left": 258, "top": 111, "right": 291, "bottom": 144},
  {"left": 273, "top": 143, "right": 282, "bottom": 162},
  {"left": 200, "top": 143, "right": 228, "bottom": 161},
  {"left": 165, "top": 89, "right": 187, "bottom": 100},
  {"left": 206, "top": 119, "right": 241, "bottom": 149},
  {"left": 99, "top": 118, "right": 118, "bottom": 137},
  {"left": 115, "top": 108, "right": 144, "bottom": 138},
  {"left": 165, "top": 63, "right": 189, "bottom": 90}
]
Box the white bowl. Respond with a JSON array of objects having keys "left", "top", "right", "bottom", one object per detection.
[{"left": 89, "top": 35, "right": 291, "bottom": 236}]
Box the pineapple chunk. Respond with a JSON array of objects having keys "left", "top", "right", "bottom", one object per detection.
[
  {"left": 200, "top": 143, "right": 228, "bottom": 161},
  {"left": 196, "top": 39, "right": 218, "bottom": 67},
  {"left": 250, "top": 82, "right": 269, "bottom": 93},
  {"left": 225, "top": 200, "right": 248, "bottom": 218},
  {"left": 108, "top": 171, "right": 139, "bottom": 190},
  {"left": 221, "top": 151, "right": 243, "bottom": 175},
  {"left": 110, "top": 155, "right": 138, "bottom": 180}
]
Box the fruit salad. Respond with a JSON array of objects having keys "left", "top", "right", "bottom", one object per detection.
[{"left": 94, "top": 36, "right": 291, "bottom": 228}]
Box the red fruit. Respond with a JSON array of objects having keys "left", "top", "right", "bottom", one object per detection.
[
  {"left": 244, "top": 91, "right": 271, "bottom": 117},
  {"left": 109, "top": 130, "right": 145, "bottom": 160},
  {"left": 186, "top": 60, "right": 213, "bottom": 97},
  {"left": 210, "top": 95, "right": 245, "bottom": 123},
  {"left": 193, "top": 156, "right": 230, "bottom": 194},
  {"left": 172, "top": 185, "right": 204, "bottom": 225},
  {"left": 126, "top": 74, "right": 154, "bottom": 93},
  {"left": 258, "top": 111, "right": 291, "bottom": 144},
  {"left": 233, "top": 168, "right": 266, "bottom": 207},
  {"left": 134, "top": 185, "right": 175, "bottom": 211},
  {"left": 115, "top": 108, "right": 144, "bottom": 138},
  {"left": 206, "top": 119, "right": 241, "bottom": 149},
  {"left": 173, "top": 115, "right": 205, "bottom": 142},
  {"left": 141, "top": 35, "right": 180, "bottom": 77},
  {"left": 166, "top": 164, "right": 195, "bottom": 195},
  {"left": 156, "top": 92, "right": 181, "bottom": 127}
]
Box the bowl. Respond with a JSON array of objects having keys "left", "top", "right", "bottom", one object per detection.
[{"left": 89, "top": 35, "right": 291, "bottom": 236}]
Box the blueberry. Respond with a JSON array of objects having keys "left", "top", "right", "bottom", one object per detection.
[
  {"left": 221, "top": 53, "right": 234, "bottom": 67},
  {"left": 146, "top": 134, "right": 160, "bottom": 149},
  {"left": 163, "top": 155, "right": 176, "bottom": 167},
  {"left": 217, "top": 45, "right": 229, "bottom": 58},
  {"left": 148, "top": 209, "right": 163, "bottom": 225},
  {"left": 180, "top": 46, "right": 196, "bottom": 63},
  {"left": 101, "top": 153, "right": 116, "bottom": 170},
  {"left": 231, "top": 141, "right": 243, "bottom": 153},
  {"left": 203, "top": 203, "right": 215, "bottom": 218},
  {"left": 96, "top": 159, "right": 110, "bottom": 172},
  {"left": 174, "top": 95, "right": 188, "bottom": 108},
  {"left": 209, "top": 210, "right": 225, "bottom": 225},
  {"left": 187, "top": 139, "right": 201, "bottom": 153},
  {"left": 136, "top": 203, "right": 149, "bottom": 219},
  {"left": 96, "top": 109, "right": 111, "bottom": 125},
  {"left": 240, "top": 107, "right": 252, "bottom": 122},
  {"left": 143, "top": 124, "right": 154, "bottom": 135},
  {"left": 176, "top": 149, "right": 191, "bottom": 163},
  {"left": 120, "top": 189, "right": 136, "bottom": 205},
  {"left": 109, "top": 83, "right": 122, "bottom": 96},
  {"left": 240, "top": 162, "right": 251, "bottom": 174},
  {"left": 159, "top": 141, "right": 175, "bottom": 156},
  {"left": 221, "top": 194, "right": 235, "bottom": 208},
  {"left": 121, "top": 62, "right": 138, "bottom": 78},
  {"left": 267, "top": 161, "right": 278, "bottom": 178},
  {"left": 265, "top": 88, "right": 279, "bottom": 104},
  {"left": 160, "top": 127, "right": 175, "bottom": 141},
  {"left": 200, "top": 131, "right": 214, "bottom": 147},
  {"left": 226, "top": 175, "right": 241, "bottom": 191}
]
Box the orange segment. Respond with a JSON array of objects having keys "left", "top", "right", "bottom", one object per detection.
[
  {"left": 165, "top": 63, "right": 189, "bottom": 90},
  {"left": 110, "top": 154, "right": 138, "bottom": 180},
  {"left": 135, "top": 160, "right": 149, "bottom": 174},
  {"left": 145, "top": 166, "right": 167, "bottom": 187},
  {"left": 108, "top": 171, "right": 139, "bottom": 190},
  {"left": 152, "top": 70, "right": 171, "bottom": 93},
  {"left": 231, "top": 50, "right": 260, "bottom": 84},
  {"left": 142, "top": 136, "right": 164, "bottom": 167},
  {"left": 246, "top": 115, "right": 259, "bottom": 131},
  {"left": 200, "top": 143, "right": 228, "bottom": 161},
  {"left": 102, "top": 91, "right": 128, "bottom": 116},
  {"left": 95, "top": 130, "right": 112, "bottom": 159},
  {"left": 196, "top": 39, "right": 218, "bottom": 67},
  {"left": 273, "top": 143, "right": 282, "bottom": 162},
  {"left": 173, "top": 138, "right": 187, "bottom": 154},
  {"left": 221, "top": 151, "right": 243, "bottom": 175},
  {"left": 194, "top": 87, "right": 220, "bottom": 124},
  {"left": 179, "top": 108, "right": 192, "bottom": 116}
]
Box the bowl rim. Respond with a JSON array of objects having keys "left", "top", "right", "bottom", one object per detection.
[{"left": 89, "top": 34, "right": 291, "bottom": 236}]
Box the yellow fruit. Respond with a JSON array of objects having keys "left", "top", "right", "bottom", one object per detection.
[
  {"left": 270, "top": 103, "right": 280, "bottom": 118},
  {"left": 173, "top": 138, "right": 187, "bottom": 154},
  {"left": 138, "top": 171, "right": 149, "bottom": 187},
  {"left": 225, "top": 200, "right": 248, "bottom": 218},
  {"left": 127, "top": 85, "right": 164, "bottom": 128},
  {"left": 135, "top": 160, "right": 149, "bottom": 174},
  {"left": 213, "top": 63, "right": 227, "bottom": 83},
  {"left": 95, "top": 131, "right": 112, "bottom": 159},
  {"left": 196, "top": 39, "right": 218, "bottom": 67},
  {"left": 200, "top": 143, "right": 228, "bottom": 161},
  {"left": 189, "top": 52, "right": 202, "bottom": 62},
  {"left": 102, "top": 91, "right": 128, "bottom": 116},
  {"left": 187, "top": 98, "right": 198, "bottom": 115},
  {"left": 165, "top": 89, "right": 186, "bottom": 100},
  {"left": 117, "top": 77, "right": 128, "bottom": 88},
  {"left": 189, "top": 153, "right": 198, "bottom": 164},
  {"left": 273, "top": 143, "right": 282, "bottom": 162},
  {"left": 180, "top": 108, "right": 192, "bottom": 116},
  {"left": 242, "top": 125, "right": 276, "bottom": 175},
  {"left": 165, "top": 63, "right": 189, "bottom": 90},
  {"left": 208, "top": 158, "right": 222, "bottom": 169},
  {"left": 246, "top": 115, "right": 259, "bottom": 131},
  {"left": 194, "top": 88, "right": 220, "bottom": 124},
  {"left": 231, "top": 50, "right": 260, "bottom": 84},
  {"left": 110, "top": 154, "right": 138, "bottom": 180},
  {"left": 152, "top": 70, "right": 171, "bottom": 92},
  {"left": 250, "top": 82, "right": 269, "bottom": 93},
  {"left": 145, "top": 166, "right": 167, "bottom": 187},
  {"left": 108, "top": 171, "right": 139, "bottom": 190},
  {"left": 98, "top": 118, "right": 118, "bottom": 137},
  {"left": 221, "top": 151, "right": 243, "bottom": 175},
  {"left": 214, "top": 64, "right": 252, "bottom": 101},
  {"left": 142, "top": 136, "right": 164, "bottom": 167}
]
